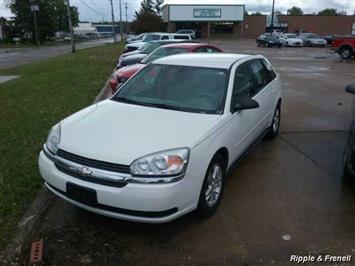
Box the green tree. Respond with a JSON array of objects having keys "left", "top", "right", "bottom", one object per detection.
[
  {"left": 287, "top": 6, "right": 303, "bottom": 15},
  {"left": 317, "top": 8, "right": 344, "bottom": 16},
  {"left": 8, "top": 0, "right": 79, "bottom": 43},
  {"left": 131, "top": 0, "right": 165, "bottom": 33}
]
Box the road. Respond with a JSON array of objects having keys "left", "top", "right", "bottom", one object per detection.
[
  {"left": 24, "top": 39, "right": 355, "bottom": 265},
  {"left": 0, "top": 37, "right": 118, "bottom": 69}
]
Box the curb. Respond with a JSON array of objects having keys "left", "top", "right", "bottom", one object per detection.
[{"left": 1, "top": 69, "right": 114, "bottom": 264}]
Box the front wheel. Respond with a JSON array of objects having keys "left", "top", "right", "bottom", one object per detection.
[
  {"left": 197, "top": 154, "right": 226, "bottom": 218},
  {"left": 339, "top": 47, "right": 353, "bottom": 59},
  {"left": 266, "top": 104, "right": 281, "bottom": 139}
]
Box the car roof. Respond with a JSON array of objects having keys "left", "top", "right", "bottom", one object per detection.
[
  {"left": 147, "top": 39, "right": 189, "bottom": 44},
  {"left": 153, "top": 53, "right": 252, "bottom": 69},
  {"left": 160, "top": 42, "right": 212, "bottom": 49}
]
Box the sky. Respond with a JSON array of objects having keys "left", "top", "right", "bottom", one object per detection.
[{"left": 0, "top": 0, "right": 354, "bottom": 21}]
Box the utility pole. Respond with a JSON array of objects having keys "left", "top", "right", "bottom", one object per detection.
[
  {"left": 119, "top": 0, "right": 123, "bottom": 42},
  {"left": 270, "top": 0, "right": 275, "bottom": 32},
  {"left": 109, "top": 0, "right": 117, "bottom": 43},
  {"left": 30, "top": 0, "right": 40, "bottom": 45},
  {"left": 65, "top": 0, "right": 75, "bottom": 53},
  {"left": 125, "top": 2, "right": 128, "bottom": 37}
]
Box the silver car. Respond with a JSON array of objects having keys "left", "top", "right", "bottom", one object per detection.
[{"left": 299, "top": 33, "right": 327, "bottom": 47}]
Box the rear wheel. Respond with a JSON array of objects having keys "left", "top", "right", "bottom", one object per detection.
[
  {"left": 339, "top": 46, "right": 353, "bottom": 59},
  {"left": 197, "top": 154, "right": 226, "bottom": 218}
]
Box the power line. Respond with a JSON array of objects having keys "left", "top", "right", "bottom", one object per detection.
[{"left": 77, "top": 0, "right": 107, "bottom": 17}]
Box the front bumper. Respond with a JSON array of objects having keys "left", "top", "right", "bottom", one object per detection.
[{"left": 38, "top": 150, "right": 198, "bottom": 223}]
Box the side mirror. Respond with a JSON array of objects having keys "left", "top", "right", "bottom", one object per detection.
[
  {"left": 233, "top": 97, "right": 260, "bottom": 112},
  {"left": 345, "top": 84, "right": 355, "bottom": 94}
]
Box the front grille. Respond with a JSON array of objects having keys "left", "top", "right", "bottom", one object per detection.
[
  {"left": 55, "top": 162, "right": 127, "bottom": 188},
  {"left": 57, "top": 149, "right": 130, "bottom": 174}
]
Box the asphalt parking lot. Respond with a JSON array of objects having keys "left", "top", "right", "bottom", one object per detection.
[{"left": 25, "top": 39, "right": 355, "bottom": 265}]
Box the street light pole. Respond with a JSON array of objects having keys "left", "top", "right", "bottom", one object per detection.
[
  {"left": 30, "top": 1, "right": 40, "bottom": 45},
  {"left": 119, "top": 0, "right": 123, "bottom": 42},
  {"left": 65, "top": 0, "right": 76, "bottom": 53},
  {"left": 109, "top": 0, "right": 117, "bottom": 43},
  {"left": 125, "top": 2, "right": 128, "bottom": 38},
  {"left": 270, "top": 0, "right": 275, "bottom": 32}
]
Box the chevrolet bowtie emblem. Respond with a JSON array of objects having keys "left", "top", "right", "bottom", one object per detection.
[{"left": 79, "top": 166, "right": 93, "bottom": 176}]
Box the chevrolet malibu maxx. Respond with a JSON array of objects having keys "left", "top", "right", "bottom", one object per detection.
[{"left": 38, "top": 54, "right": 282, "bottom": 223}]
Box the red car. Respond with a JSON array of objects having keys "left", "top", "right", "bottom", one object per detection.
[
  {"left": 110, "top": 43, "right": 224, "bottom": 93},
  {"left": 332, "top": 36, "right": 355, "bottom": 59}
]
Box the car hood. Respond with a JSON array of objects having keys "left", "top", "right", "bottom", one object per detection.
[
  {"left": 120, "top": 50, "right": 141, "bottom": 58},
  {"left": 121, "top": 54, "right": 146, "bottom": 66},
  {"left": 117, "top": 63, "right": 145, "bottom": 78},
  {"left": 127, "top": 42, "right": 145, "bottom": 48},
  {"left": 59, "top": 100, "right": 221, "bottom": 165},
  {"left": 288, "top": 38, "right": 302, "bottom": 42}
]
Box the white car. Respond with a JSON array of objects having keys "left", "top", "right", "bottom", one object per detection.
[
  {"left": 280, "top": 33, "right": 303, "bottom": 47},
  {"left": 125, "top": 33, "right": 192, "bottom": 51},
  {"left": 299, "top": 33, "right": 327, "bottom": 47},
  {"left": 38, "top": 54, "right": 282, "bottom": 223}
]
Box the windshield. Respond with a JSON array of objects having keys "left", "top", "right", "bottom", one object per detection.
[
  {"left": 141, "top": 47, "right": 188, "bottom": 64},
  {"left": 306, "top": 34, "right": 318, "bottom": 38},
  {"left": 143, "top": 34, "right": 161, "bottom": 42},
  {"left": 139, "top": 42, "right": 160, "bottom": 53},
  {"left": 286, "top": 34, "right": 297, "bottom": 38},
  {"left": 112, "top": 64, "right": 228, "bottom": 114},
  {"left": 138, "top": 42, "right": 150, "bottom": 51}
]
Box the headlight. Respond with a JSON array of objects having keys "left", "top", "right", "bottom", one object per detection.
[
  {"left": 46, "top": 123, "right": 61, "bottom": 154},
  {"left": 130, "top": 148, "right": 189, "bottom": 176}
]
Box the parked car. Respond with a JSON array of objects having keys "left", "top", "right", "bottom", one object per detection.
[
  {"left": 299, "top": 33, "right": 327, "bottom": 47},
  {"left": 126, "top": 33, "right": 146, "bottom": 44},
  {"left": 117, "top": 40, "right": 194, "bottom": 69},
  {"left": 176, "top": 29, "right": 197, "bottom": 39},
  {"left": 279, "top": 33, "right": 303, "bottom": 47},
  {"left": 111, "top": 42, "right": 224, "bottom": 93},
  {"left": 343, "top": 84, "right": 355, "bottom": 179},
  {"left": 256, "top": 34, "right": 282, "bottom": 47},
  {"left": 38, "top": 53, "right": 282, "bottom": 223},
  {"left": 125, "top": 33, "right": 192, "bottom": 52},
  {"left": 332, "top": 36, "right": 355, "bottom": 59},
  {"left": 321, "top": 34, "right": 341, "bottom": 45}
]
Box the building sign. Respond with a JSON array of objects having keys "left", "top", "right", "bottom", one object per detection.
[
  {"left": 164, "top": 5, "right": 245, "bottom": 22},
  {"left": 193, "top": 8, "right": 221, "bottom": 18}
]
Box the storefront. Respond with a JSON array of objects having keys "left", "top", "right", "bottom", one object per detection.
[{"left": 162, "top": 2, "right": 245, "bottom": 38}]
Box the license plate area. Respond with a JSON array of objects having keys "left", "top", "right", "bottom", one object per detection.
[{"left": 66, "top": 182, "right": 98, "bottom": 207}]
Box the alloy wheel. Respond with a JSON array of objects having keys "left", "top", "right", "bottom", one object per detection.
[{"left": 205, "top": 163, "right": 223, "bottom": 207}]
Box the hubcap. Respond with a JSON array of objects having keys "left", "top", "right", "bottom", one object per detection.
[
  {"left": 272, "top": 109, "right": 280, "bottom": 132},
  {"left": 342, "top": 50, "right": 350, "bottom": 58},
  {"left": 205, "top": 164, "right": 223, "bottom": 207}
]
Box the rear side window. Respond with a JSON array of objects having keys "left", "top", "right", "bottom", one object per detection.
[
  {"left": 174, "top": 35, "right": 190, "bottom": 40},
  {"left": 248, "top": 59, "right": 270, "bottom": 93},
  {"left": 161, "top": 35, "right": 169, "bottom": 40}
]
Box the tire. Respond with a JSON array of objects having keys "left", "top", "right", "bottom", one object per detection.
[
  {"left": 197, "top": 153, "right": 226, "bottom": 218},
  {"left": 306, "top": 41, "right": 311, "bottom": 47},
  {"left": 266, "top": 104, "right": 281, "bottom": 140},
  {"left": 285, "top": 41, "right": 289, "bottom": 47},
  {"left": 339, "top": 46, "right": 353, "bottom": 59}
]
